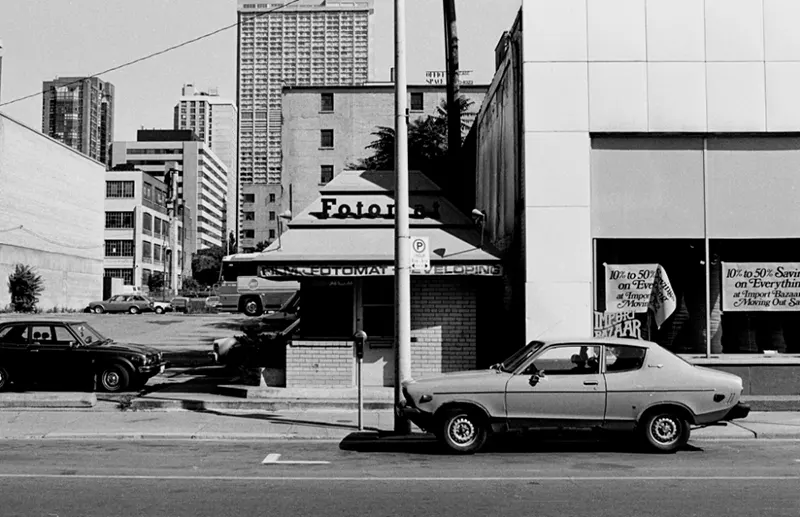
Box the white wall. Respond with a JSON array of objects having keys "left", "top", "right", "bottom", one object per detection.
[
  {"left": 521, "top": 0, "right": 800, "bottom": 341},
  {"left": 0, "top": 113, "right": 104, "bottom": 310}
]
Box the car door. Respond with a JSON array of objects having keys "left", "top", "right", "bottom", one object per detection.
[
  {"left": 504, "top": 344, "right": 607, "bottom": 428},
  {"left": 27, "top": 324, "right": 85, "bottom": 385},
  {"left": 602, "top": 344, "right": 649, "bottom": 427},
  {"left": 0, "top": 324, "right": 33, "bottom": 382},
  {"left": 106, "top": 295, "right": 124, "bottom": 312}
]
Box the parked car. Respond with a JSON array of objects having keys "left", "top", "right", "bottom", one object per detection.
[
  {"left": 0, "top": 320, "right": 166, "bottom": 392},
  {"left": 151, "top": 300, "right": 173, "bottom": 314},
  {"left": 398, "top": 337, "right": 750, "bottom": 455},
  {"left": 86, "top": 294, "right": 155, "bottom": 314}
]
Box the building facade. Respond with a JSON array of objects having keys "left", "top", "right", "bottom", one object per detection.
[
  {"left": 471, "top": 1, "right": 800, "bottom": 393},
  {"left": 238, "top": 84, "right": 487, "bottom": 251},
  {"left": 0, "top": 112, "right": 104, "bottom": 310},
  {"left": 111, "top": 130, "right": 229, "bottom": 255},
  {"left": 104, "top": 168, "right": 184, "bottom": 291},
  {"left": 41, "top": 76, "right": 114, "bottom": 164},
  {"left": 174, "top": 84, "right": 238, "bottom": 241},
  {"left": 237, "top": 0, "right": 374, "bottom": 247}
]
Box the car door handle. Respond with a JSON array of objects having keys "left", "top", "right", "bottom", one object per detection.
[{"left": 583, "top": 380, "right": 598, "bottom": 386}]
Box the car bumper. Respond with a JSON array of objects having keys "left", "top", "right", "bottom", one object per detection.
[
  {"left": 395, "top": 404, "right": 434, "bottom": 431},
  {"left": 723, "top": 401, "right": 751, "bottom": 421},
  {"left": 137, "top": 363, "right": 167, "bottom": 377}
]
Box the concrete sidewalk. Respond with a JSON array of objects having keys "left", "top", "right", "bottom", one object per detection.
[{"left": 0, "top": 408, "right": 798, "bottom": 441}]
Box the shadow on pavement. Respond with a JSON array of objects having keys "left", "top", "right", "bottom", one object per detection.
[
  {"left": 191, "top": 408, "right": 381, "bottom": 432},
  {"left": 339, "top": 431, "right": 705, "bottom": 455}
]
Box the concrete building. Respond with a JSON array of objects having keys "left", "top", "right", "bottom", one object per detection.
[
  {"left": 173, "top": 84, "right": 238, "bottom": 241},
  {"left": 104, "top": 167, "right": 184, "bottom": 291},
  {"left": 0, "top": 112, "right": 104, "bottom": 310},
  {"left": 469, "top": 1, "right": 800, "bottom": 393},
  {"left": 41, "top": 76, "right": 114, "bottom": 164},
  {"left": 238, "top": 84, "right": 487, "bottom": 251},
  {"left": 237, "top": 0, "right": 374, "bottom": 247},
  {"left": 111, "top": 130, "right": 229, "bottom": 255}
]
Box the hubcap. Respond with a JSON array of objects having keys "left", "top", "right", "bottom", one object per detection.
[
  {"left": 651, "top": 416, "right": 679, "bottom": 444},
  {"left": 245, "top": 301, "right": 257, "bottom": 314},
  {"left": 448, "top": 416, "right": 477, "bottom": 446},
  {"left": 104, "top": 371, "right": 120, "bottom": 388},
  {"left": 94, "top": 307, "right": 102, "bottom": 313}
]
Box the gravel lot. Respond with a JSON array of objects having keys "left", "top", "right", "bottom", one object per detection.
[{"left": 0, "top": 312, "right": 251, "bottom": 353}]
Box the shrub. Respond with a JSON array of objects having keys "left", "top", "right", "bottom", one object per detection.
[{"left": 7, "top": 264, "right": 44, "bottom": 313}]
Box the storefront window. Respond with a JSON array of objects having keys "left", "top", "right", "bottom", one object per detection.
[
  {"left": 301, "top": 281, "right": 354, "bottom": 338},
  {"left": 362, "top": 278, "right": 394, "bottom": 338}
]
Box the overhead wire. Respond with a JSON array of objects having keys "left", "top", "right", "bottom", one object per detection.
[{"left": 0, "top": 0, "right": 303, "bottom": 108}]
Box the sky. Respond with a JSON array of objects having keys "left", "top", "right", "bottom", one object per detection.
[{"left": 0, "top": 0, "right": 521, "bottom": 141}]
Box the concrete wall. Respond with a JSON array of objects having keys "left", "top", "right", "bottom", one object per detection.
[
  {"left": 518, "top": 0, "right": 800, "bottom": 341},
  {"left": 0, "top": 113, "right": 104, "bottom": 310}
]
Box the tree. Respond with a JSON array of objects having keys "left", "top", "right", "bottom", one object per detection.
[
  {"left": 191, "top": 245, "right": 225, "bottom": 286},
  {"left": 351, "top": 96, "right": 474, "bottom": 177},
  {"left": 443, "top": 0, "right": 461, "bottom": 164},
  {"left": 255, "top": 240, "right": 270, "bottom": 252},
  {"left": 7, "top": 264, "right": 44, "bottom": 313},
  {"left": 147, "top": 271, "right": 165, "bottom": 294},
  {"left": 228, "top": 231, "right": 237, "bottom": 255}
]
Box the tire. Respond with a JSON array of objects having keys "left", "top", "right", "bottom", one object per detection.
[
  {"left": 128, "top": 306, "right": 140, "bottom": 315},
  {"left": 93, "top": 306, "right": 105, "bottom": 314},
  {"left": 98, "top": 364, "right": 130, "bottom": 392},
  {"left": 154, "top": 306, "right": 164, "bottom": 315},
  {"left": 439, "top": 408, "right": 489, "bottom": 455},
  {"left": 640, "top": 410, "right": 690, "bottom": 453},
  {"left": 0, "top": 367, "right": 10, "bottom": 392},
  {"left": 241, "top": 297, "right": 263, "bottom": 317}
]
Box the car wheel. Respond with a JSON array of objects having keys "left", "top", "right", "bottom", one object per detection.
[
  {"left": 439, "top": 408, "right": 489, "bottom": 455},
  {"left": 242, "top": 297, "right": 263, "bottom": 317},
  {"left": 0, "top": 367, "right": 10, "bottom": 391},
  {"left": 92, "top": 306, "right": 105, "bottom": 314},
  {"left": 154, "top": 306, "right": 164, "bottom": 314},
  {"left": 128, "top": 306, "right": 140, "bottom": 315},
  {"left": 640, "top": 410, "right": 690, "bottom": 453},
  {"left": 98, "top": 364, "right": 130, "bottom": 392}
]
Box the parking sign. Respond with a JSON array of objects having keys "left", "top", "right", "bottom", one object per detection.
[{"left": 410, "top": 236, "right": 430, "bottom": 271}]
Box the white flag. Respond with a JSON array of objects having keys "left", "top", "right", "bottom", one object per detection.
[{"left": 649, "top": 264, "right": 677, "bottom": 328}]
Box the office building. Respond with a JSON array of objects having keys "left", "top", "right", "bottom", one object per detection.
[
  {"left": 174, "top": 84, "right": 238, "bottom": 240},
  {"left": 1, "top": 112, "right": 104, "bottom": 310},
  {"left": 111, "top": 130, "right": 229, "bottom": 255},
  {"left": 236, "top": 0, "right": 374, "bottom": 243},
  {"left": 41, "top": 76, "right": 114, "bottom": 164},
  {"left": 104, "top": 166, "right": 184, "bottom": 290}
]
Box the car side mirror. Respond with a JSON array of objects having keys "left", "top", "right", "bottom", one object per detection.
[{"left": 528, "top": 370, "right": 546, "bottom": 387}]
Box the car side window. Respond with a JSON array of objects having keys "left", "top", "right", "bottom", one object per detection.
[
  {"left": 524, "top": 345, "right": 601, "bottom": 375},
  {"left": 51, "top": 326, "right": 75, "bottom": 344},
  {"left": 109, "top": 295, "right": 121, "bottom": 302},
  {"left": 605, "top": 345, "right": 647, "bottom": 373},
  {"left": 0, "top": 325, "right": 28, "bottom": 344}
]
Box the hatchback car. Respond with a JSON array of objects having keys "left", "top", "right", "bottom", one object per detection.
[
  {"left": 398, "top": 337, "right": 750, "bottom": 454},
  {"left": 87, "top": 294, "right": 155, "bottom": 314},
  {"left": 0, "top": 320, "right": 166, "bottom": 392}
]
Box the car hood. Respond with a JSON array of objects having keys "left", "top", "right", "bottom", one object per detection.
[
  {"left": 406, "top": 369, "right": 507, "bottom": 392},
  {"left": 87, "top": 341, "right": 161, "bottom": 355}
]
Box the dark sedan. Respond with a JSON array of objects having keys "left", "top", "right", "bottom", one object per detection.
[{"left": 0, "top": 320, "right": 166, "bottom": 392}]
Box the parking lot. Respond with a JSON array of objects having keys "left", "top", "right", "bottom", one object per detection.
[{"left": 0, "top": 312, "right": 250, "bottom": 354}]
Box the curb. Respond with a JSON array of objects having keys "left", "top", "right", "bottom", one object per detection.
[
  {"left": 0, "top": 394, "right": 96, "bottom": 409},
  {"left": 127, "top": 399, "right": 394, "bottom": 411},
  {"left": 1, "top": 433, "right": 341, "bottom": 441}
]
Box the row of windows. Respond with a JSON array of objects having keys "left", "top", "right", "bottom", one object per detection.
[
  {"left": 106, "top": 181, "right": 134, "bottom": 198},
  {"left": 241, "top": 229, "right": 276, "bottom": 240},
  {"left": 105, "top": 212, "right": 134, "bottom": 229},
  {"left": 242, "top": 211, "right": 276, "bottom": 221}
]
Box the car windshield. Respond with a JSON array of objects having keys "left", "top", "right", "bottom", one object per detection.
[
  {"left": 70, "top": 322, "right": 108, "bottom": 345},
  {"left": 499, "top": 341, "right": 545, "bottom": 372}
]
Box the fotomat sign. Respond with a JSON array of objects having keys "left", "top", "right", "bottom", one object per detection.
[{"left": 318, "top": 198, "right": 441, "bottom": 220}]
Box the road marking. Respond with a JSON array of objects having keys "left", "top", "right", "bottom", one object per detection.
[
  {"left": 0, "top": 474, "right": 798, "bottom": 482},
  {"left": 262, "top": 453, "right": 331, "bottom": 465}
]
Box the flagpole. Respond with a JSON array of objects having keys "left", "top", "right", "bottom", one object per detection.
[{"left": 703, "top": 137, "right": 712, "bottom": 358}]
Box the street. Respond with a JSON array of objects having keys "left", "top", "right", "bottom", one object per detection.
[{"left": 0, "top": 439, "right": 798, "bottom": 517}]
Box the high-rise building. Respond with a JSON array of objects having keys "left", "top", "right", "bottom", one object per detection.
[
  {"left": 174, "top": 84, "right": 238, "bottom": 244},
  {"left": 41, "top": 76, "right": 114, "bottom": 164},
  {"left": 111, "top": 130, "right": 229, "bottom": 256},
  {"left": 236, "top": 0, "right": 374, "bottom": 233}
]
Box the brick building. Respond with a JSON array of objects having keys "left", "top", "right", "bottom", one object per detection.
[{"left": 226, "top": 170, "right": 504, "bottom": 387}]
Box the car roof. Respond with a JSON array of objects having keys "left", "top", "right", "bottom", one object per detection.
[
  {"left": 0, "top": 320, "right": 87, "bottom": 326},
  {"left": 537, "top": 336, "right": 656, "bottom": 348}
]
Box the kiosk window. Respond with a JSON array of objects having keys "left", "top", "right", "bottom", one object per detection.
[{"left": 302, "top": 283, "right": 354, "bottom": 338}]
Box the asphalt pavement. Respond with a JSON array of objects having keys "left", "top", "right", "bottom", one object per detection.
[{"left": 0, "top": 440, "right": 798, "bottom": 517}]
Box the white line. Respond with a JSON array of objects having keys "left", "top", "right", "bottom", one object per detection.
[
  {"left": 0, "top": 474, "right": 797, "bottom": 482},
  {"left": 262, "top": 453, "right": 331, "bottom": 465}
]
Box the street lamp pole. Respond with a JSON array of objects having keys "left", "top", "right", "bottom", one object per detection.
[{"left": 393, "top": 0, "right": 412, "bottom": 434}]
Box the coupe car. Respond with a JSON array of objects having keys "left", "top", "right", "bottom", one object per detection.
[
  {"left": 398, "top": 337, "right": 750, "bottom": 454},
  {"left": 0, "top": 319, "right": 166, "bottom": 392}
]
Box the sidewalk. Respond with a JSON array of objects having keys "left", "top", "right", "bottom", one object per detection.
[{"left": 0, "top": 408, "right": 798, "bottom": 441}]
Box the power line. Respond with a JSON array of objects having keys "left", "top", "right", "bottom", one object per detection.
[
  {"left": 0, "top": 0, "right": 303, "bottom": 108},
  {"left": 0, "top": 224, "right": 104, "bottom": 249}
]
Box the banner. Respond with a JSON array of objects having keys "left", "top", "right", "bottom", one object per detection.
[
  {"left": 258, "top": 264, "right": 503, "bottom": 278},
  {"left": 593, "top": 311, "right": 642, "bottom": 339},
  {"left": 605, "top": 263, "right": 677, "bottom": 328},
  {"left": 722, "top": 262, "right": 800, "bottom": 311}
]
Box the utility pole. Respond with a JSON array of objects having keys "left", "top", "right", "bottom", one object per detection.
[
  {"left": 443, "top": 0, "right": 461, "bottom": 164},
  {"left": 0, "top": 39, "right": 4, "bottom": 103},
  {"left": 394, "top": 0, "right": 412, "bottom": 434}
]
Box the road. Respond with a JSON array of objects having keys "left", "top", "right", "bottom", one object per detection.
[{"left": 0, "top": 438, "right": 798, "bottom": 517}]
